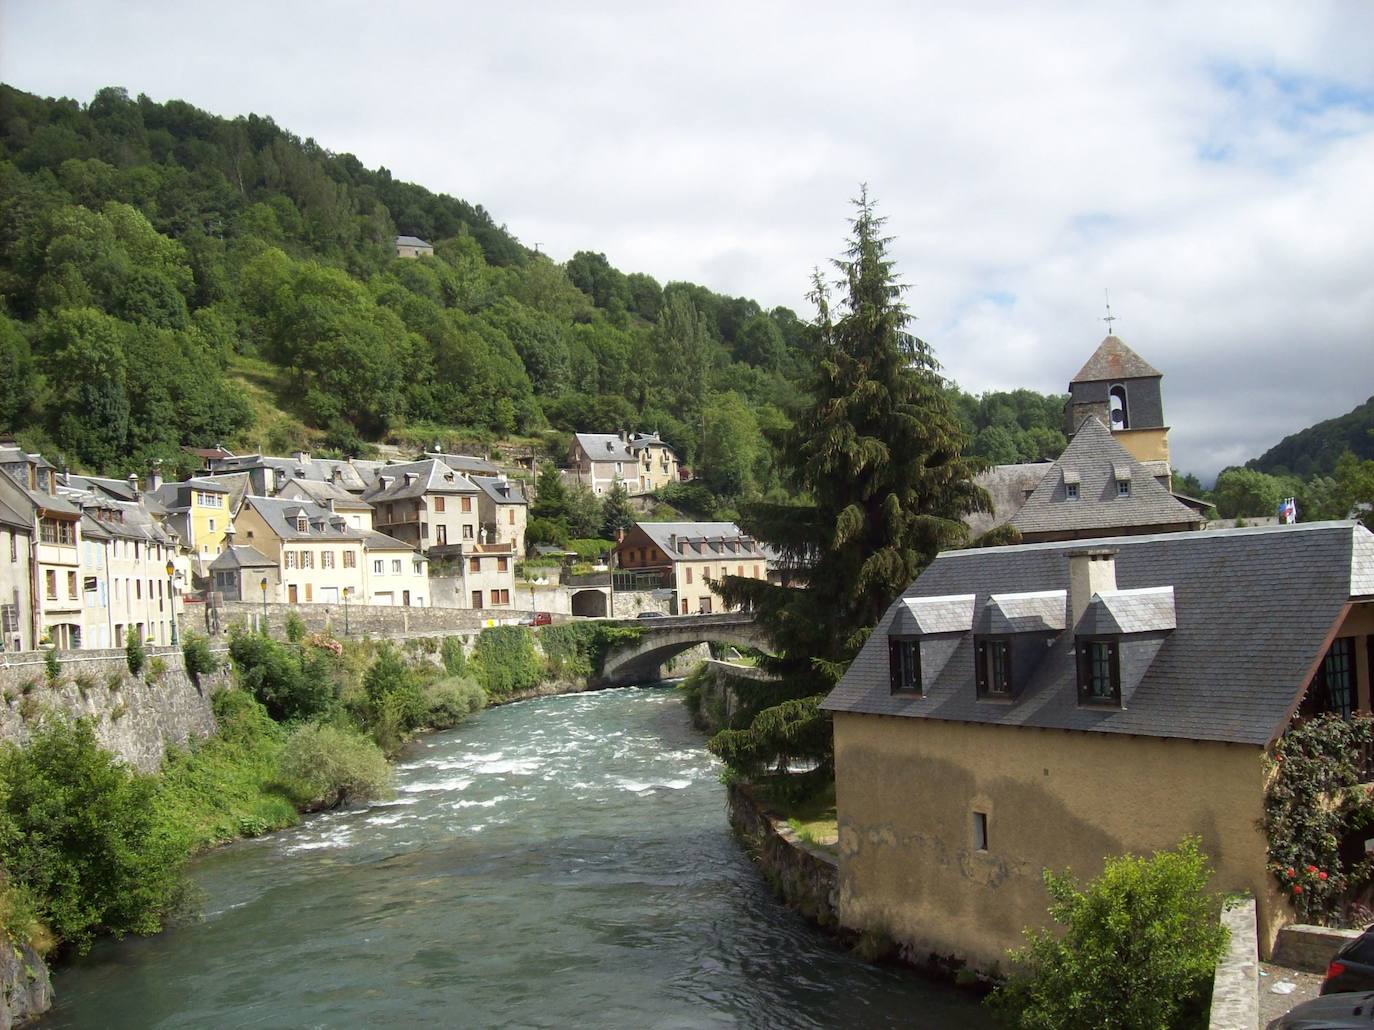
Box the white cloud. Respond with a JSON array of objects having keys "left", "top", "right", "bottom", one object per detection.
[{"left": 2, "top": 0, "right": 1371, "bottom": 478}]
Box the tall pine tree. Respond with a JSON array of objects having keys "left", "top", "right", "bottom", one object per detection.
[{"left": 711, "top": 188, "right": 986, "bottom": 778}]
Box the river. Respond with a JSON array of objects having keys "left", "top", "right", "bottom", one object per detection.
[{"left": 43, "top": 685, "right": 990, "bottom": 1028}]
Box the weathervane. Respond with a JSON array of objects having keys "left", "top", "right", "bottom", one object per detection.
[{"left": 1102, "top": 289, "right": 1118, "bottom": 335}]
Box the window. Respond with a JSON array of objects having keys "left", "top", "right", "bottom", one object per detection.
[
  {"left": 413, "top": 561, "right": 423, "bottom": 575},
  {"left": 301, "top": 551, "right": 314, "bottom": 569},
  {"left": 1065, "top": 482, "right": 1080, "bottom": 501},
  {"left": 888, "top": 637, "right": 920, "bottom": 694},
  {"left": 373, "top": 560, "right": 384, "bottom": 574},
  {"left": 67, "top": 571, "right": 77, "bottom": 598},
  {"left": 493, "top": 589, "right": 509, "bottom": 605},
  {"left": 976, "top": 639, "right": 1012, "bottom": 697},
  {"left": 973, "top": 812, "right": 989, "bottom": 852},
  {"left": 46, "top": 570, "right": 57, "bottom": 599},
  {"left": 685, "top": 566, "right": 693, "bottom": 584},
  {"left": 391, "top": 559, "right": 402, "bottom": 574},
  {"left": 1077, "top": 638, "right": 1121, "bottom": 706},
  {"left": 436, "top": 525, "right": 447, "bottom": 545},
  {"left": 344, "top": 551, "right": 356, "bottom": 569},
  {"left": 472, "top": 590, "right": 483, "bottom": 608},
  {"left": 497, "top": 557, "right": 508, "bottom": 572},
  {"left": 508, "top": 509, "right": 515, "bottom": 525},
  {"left": 463, "top": 525, "right": 474, "bottom": 540},
  {"left": 285, "top": 552, "right": 298, "bottom": 570},
  {"left": 469, "top": 557, "right": 481, "bottom": 573},
  {"left": 754, "top": 565, "right": 761, "bottom": 578},
  {"left": 40, "top": 519, "right": 74, "bottom": 545},
  {"left": 461, "top": 496, "right": 472, "bottom": 513},
  {"left": 434, "top": 496, "right": 445, "bottom": 513},
  {"left": 1302, "top": 638, "right": 1355, "bottom": 720},
  {"left": 9, "top": 531, "right": 15, "bottom": 562},
  {"left": 322, "top": 551, "right": 335, "bottom": 569},
  {"left": 136, "top": 579, "right": 142, "bottom": 600},
  {"left": 1116, "top": 479, "right": 1131, "bottom": 498},
  {"left": 297, "top": 516, "right": 308, "bottom": 532},
  {"left": 209, "top": 518, "right": 216, "bottom": 532}
]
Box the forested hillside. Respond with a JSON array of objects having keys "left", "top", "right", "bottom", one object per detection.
[
  {"left": 0, "top": 82, "right": 1072, "bottom": 508},
  {"left": 1246, "top": 396, "right": 1374, "bottom": 479}
]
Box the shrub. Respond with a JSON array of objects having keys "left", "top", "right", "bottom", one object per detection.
[
  {"left": 358, "top": 646, "right": 426, "bottom": 749},
  {"left": 422, "top": 676, "right": 487, "bottom": 729},
  {"left": 0, "top": 876, "right": 54, "bottom": 956},
  {"left": 125, "top": 627, "right": 146, "bottom": 676},
  {"left": 565, "top": 538, "right": 613, "bottom": 562},
  {"left": 106, "top": 671, "right": 123, "bottom": 692},
  {"left": 0, "top": 716, "right": 187, "bottom": 954},
  {"left": 229, "top": 632, "right": 336, "bottom": 723},
  {"left": 44, "top": 648, "right": 60, "bottom": 684},
  {"left": 284, "top": 610, "right": 306, "bottom": 643},
  {"left": 147, "top": 656, "right": 168, "bottom": 682},
  {"left": 74, "top": 673, "right": 96, "bottom": 696},
  {"left": 441, "top": 636, "right": 467, "bottom": 676},
  {"left": 471, "top": 626, "right": 541, "bottom": 698},
  {"left": 278, "top": 723, "right": 391, "bottom": 811},
  {"left": 987, "top": 837, "right": 1228, "bottom": 1030},
  {"left": 182, "top": 632, "right": 218, "bottom": 683}
]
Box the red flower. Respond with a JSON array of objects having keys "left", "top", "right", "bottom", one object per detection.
[
  {"left": 1286, "top": 867, "right": 1296, "bottom": 877},
  {"left": 1319, "top": 871, "right": 1329, "bottom": 881},
  {"left": 1294, "top": 885, "right": 1304, "bottom": 894},
  {"left": 1307, "top": 865, "right": 1319, "bottom": 874}
]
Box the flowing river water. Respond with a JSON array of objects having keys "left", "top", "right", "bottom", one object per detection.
[{"left": 43, "top": 685, "right": 990, "bottom": 1028}]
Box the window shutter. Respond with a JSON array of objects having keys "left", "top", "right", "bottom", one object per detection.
[
  {"left": 1003, "top": 643, "right": 1015, "bottom": 696},
  {"left": 975, "top": 641, "right": 988, "bottom": 694},
  {"left": 889, "top": 640, "right": 901, "bottom": 693},
  {"left": 1109, "top": 641, "right": 1121, "bottom": 698}
]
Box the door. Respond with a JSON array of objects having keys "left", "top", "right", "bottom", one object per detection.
[
  {"left": 472, "top": 590, "right": 483, "bottom": 608},
  {"left": 288, "top": 584, "right": 298, "bottom": 604},
  {"left": 437, "top": 525, "right": 447, "bottom": 546},
  {"left": 403, "top": 590, "right": 411, "bottom": 607}
]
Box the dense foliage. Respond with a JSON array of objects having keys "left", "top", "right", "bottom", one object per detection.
[
  {"left": 1248, "top": 395, "right": 1374, "bottom": 479},
  {"left": 1171, "top": 452, "right": 1374, "bottom": 528},
  {"left": 0, "top": 83, "right": 806, "bottom": 488},
  {"left": 951, "top": 388, "right": 1069, "bottom": 465},
  {"left": 277, "top": 723, "right": 392, "bottom": 811},
  {"left": 711, "top": 191, "right": 985, "bottom": 776},
  {"left": 471, "top": 625, "right": 543, "bottom": 698},
  {"left": 989, "top": 838, "right": 1227, "bottom": 1030},
  {"left": 1264, "top": 714, "right": 1374, "bottom": 925}
]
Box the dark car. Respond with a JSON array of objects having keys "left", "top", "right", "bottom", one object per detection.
[
  {"left": 1267, "top": 990, "right": 1374, "bottom": 1029},
  {"left": 1323, "top": 927, "right": 1374, "bottom": 995},
  {"left": 635, "top": 610, "right": 667, "bottom": 619}
]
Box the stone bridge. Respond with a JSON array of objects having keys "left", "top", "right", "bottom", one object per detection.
[{"left": 598, "top": 611, "right": 770, "bottom": 686}]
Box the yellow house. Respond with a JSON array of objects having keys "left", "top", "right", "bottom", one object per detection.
[
  {"left": 152, "top": 477, "right": 233, "bottom": 574},
  {"left": 613, "top": 521, "right": 767, "bottom": 615},
  {"left": 821, "top": 521, "right": 1374, "bottom": 971},
  {"left": 571, "top": 432, "right": 679, "bottom": 496}
]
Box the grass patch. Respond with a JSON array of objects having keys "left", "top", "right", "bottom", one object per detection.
[
  {"left": 225, "top": 354, "right": 319, "bottom": 455},
  {"left": 755, "top": 776, "right": 838, "bottom": 852}
]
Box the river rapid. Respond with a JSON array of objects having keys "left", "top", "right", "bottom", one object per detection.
[{"left": 43, "top": 685, "right": 990, "bottom": 1029}]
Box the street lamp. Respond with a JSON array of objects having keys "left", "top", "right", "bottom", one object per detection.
[
  {"left": 260, "top": 576, "right": 268, "bottom": 630},
  {"left": 165, "top": 560, "right": 178, "bottom": 645},
  {"left": 342, "top": 586, "right": 351, "bottom": 636}
]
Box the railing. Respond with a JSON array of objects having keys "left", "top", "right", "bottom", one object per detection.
[{"left": 613, "top": 570, "right": 670, "bottom": 591}]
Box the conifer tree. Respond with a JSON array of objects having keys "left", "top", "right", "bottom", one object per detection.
[
  {"left": 710, "top": 188, "right": 986, "bottom": 778},
  {"left": 600, "top": 480, "right": 635, "bottom": 539}
]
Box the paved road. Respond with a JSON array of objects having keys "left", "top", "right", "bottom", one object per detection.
[{"left": 1259, "top": 962, "right": 1323, "bottom": 1026}]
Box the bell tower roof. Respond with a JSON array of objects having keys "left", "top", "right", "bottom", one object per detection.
[{"left": 1071, "top": 335, "right": 1161, "bottom": 384}]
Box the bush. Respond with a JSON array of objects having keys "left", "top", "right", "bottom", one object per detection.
[
  {"left": 229, "top": 632, "right": 336, "bottom": 722},
  {"left": 147, "top": 656, "right": 168, "bottom": 682},
  {"left": 565, "top": 538, "right": 613, "bottom": 562},
  {"left": 422, "top": 676, "right": 487, "bottom": 729},
  {"left": 125, "top": 627, "right": 146, "bottom": 676},
  {"left": 441, "top": 636, "right": 466, "bottom": 676},
  {"left": 278, "top": 723, "right": 391, "bottom": 811},
  {"left": 182, "top": 632, "right": 218, "bottom": 683},
  {"left": 471, "top": 626, "right": 542, "bottom": 698},
  {"left": 44, "top": 647, "right": 60, "bottom": 683},
  {"left": 987, "top": 837, "right": 1228, "bottom": 1030},
  {"left": 358, "top": 645, "right": 427, "bottom": 752},
  {"left": 0, "top": 876, "right": 54, "bottom": 956},
  {"left": 284, "top": 610, "right": 306, "bottom": 643},
  {"left": 0, "top": 716, "right": 186, "bottom": 954}
]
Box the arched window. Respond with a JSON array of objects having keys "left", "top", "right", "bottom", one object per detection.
[{"left": 1108, "top": 384, "right": 1129, "bottom": 429}]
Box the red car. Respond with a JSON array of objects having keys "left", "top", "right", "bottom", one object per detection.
[{"left": 522, "top": 612, "right": 552, "bottom": 627}]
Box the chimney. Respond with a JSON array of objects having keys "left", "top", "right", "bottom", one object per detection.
[
  {"left": 149, "top": 461, "right": 163, "bottom": 493},
  {"left": 1068, "top": 548, "right": 1117, "bottom": 626},
  {"left": 619, "top": 430, "right": 628, "bottom": 444},
  {"left": 331, "top": 468, "right": 342, "bottom": 484},
  {"left": 292, "top": 450, "right": 311, "bottom": 464},
  {"left": 127, "top": 472, "right": 141, "bottom": 500}
]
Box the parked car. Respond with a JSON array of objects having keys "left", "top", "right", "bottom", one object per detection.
[
  {"left": 521, "top": 612, "right": 552, "bottom": 627},
  {"left": 635, "top": 610, "right": 667, "bottom": 619},
  {"left": 1267, "top": 990, "right": 1374, "bottom": 1028},
  {"left": 1323, "top": 926, "right": 1374, "bottom": 995}
]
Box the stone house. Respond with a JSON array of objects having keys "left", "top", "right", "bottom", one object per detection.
[
  {"left": 471, "top": 474, "right": 528, "bottom": 557},
  {"left": 209, "top": 538, "right": 280, "bottom": 603},
  {"left": 820, "top": 520, "right": 1374, "bottom": 972},
  {"left": 0, "top": 494, "right": 32, "bottom": 652},
  {"left": 570, "top": 432, "right": 679, "bottom": 495},
  {"left": 394, "top": 234, "right": 434, "bottom": 258},
  {"left": 362, "top": 459, "right": 480, "bottom": 554},
  {"left": 77, "top": 497, "right": 181, "bottom": 649},
  {"left": 613, "top": 521, "right": 768, "bottom": 615},
  {"left": 0, "top": 452, "right": 83, "bottom": 649},
  {"left": 459, "top": 542, "right": 517, "bottom": 610},
  {"left": 150, "top": 476, "right": 233, "bottom": 574}
]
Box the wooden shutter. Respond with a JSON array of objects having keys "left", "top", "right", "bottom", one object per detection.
[
  {"left": 889, "top": 639, "right": 902, "bottom": 694},
  {"left": 975, "top": 640, "right": 988, "bottom": 695}
]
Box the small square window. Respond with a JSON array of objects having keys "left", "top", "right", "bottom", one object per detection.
[
  {"left": 1117, "top": 479, "right": 1131, "bottom": 497},
  {"left": 1065, "top": 482, "right": 1079, "bottom": 501},
  {"left": 973, "top": 811, "right": 988, "bottom": 852}
]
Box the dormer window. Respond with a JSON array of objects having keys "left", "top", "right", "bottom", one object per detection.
[
  {"left": 297, "top": 516, "right": 308, "bottom": 532},
  {"left": 1077, "top": 638, "right": 1121, "bottom": 706},
  {"left": 1116, "top": 480, "right": 1131, "bottom": 498},
  {"left": 975, "top": 639, "right": 1012, "bottom": 698},
  {"left": 888, "top": 637, "right": 921, "bottom": 694},
  {"left": 1066, "top": 482, "right": 1080, "bottom": 501}
]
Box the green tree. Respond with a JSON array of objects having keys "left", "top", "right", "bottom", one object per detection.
[
  {"left": 600, "top": 480, "right": 635, "bottom": 539},
  {"left": 701, "top": 390, "right": 761, "bottom": 497},
  {"left": 711, "top": 189, "right": 985, "bottom": 776},
  {"left": 1332, "top": 450, "right": 1374, "bottom": 529},
  {"left": 989, "top": 838, "right": 1228, "bottom": 1030},
  {"left": 1212, "top": 467, "right": 1285, "bottom": 519}
]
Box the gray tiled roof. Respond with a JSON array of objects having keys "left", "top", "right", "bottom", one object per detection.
[
  {"left": 821, "top": 521, "right": 1374, "bottom": 746},
  {"left": 575, "top": 432, "right": 674, "bottom": 463},
  {"left": 276, "top": 478, "right": 372, "bottom": 510},
  {"left": 243, "top": 496, "right": 360, "bottom": 542},
  {"left": 966, "top": 462, "right": 1052, "bottom": 538},
  {"left": 362, "top": 530, "right": 425, "bottom": 555},
  {"left": 892, "top": 595, "right": 976, "bottom": 635},
  {"left": 1079, "top": 587, "right": 1176, "bottom": 635},
  {"left": 1070, "top": 335, "right": 1161, "bottom": 382},
  {"left": 1011, "top": 417, "right": 1202, "bottom": 538},
  {"left": 210, "top": 544, "right": 276, "bottom": 571},
  {"left": 980, "top": 590, "right": 1067, "bottom": 634},
  {"left": 395, "top": 235, "right": 432, "bottom": 248},
  {"left": 633, "top": 521, "right": 767, "bottom": 561},
  {"left": 363, "top": 459, "right": 476, "bottom": 503},
  {"left": 424, "top": 451, "right": 500, "bottom": 476},
  {"left": 470, "top": 474, "right": 528, "bottom": 506}
]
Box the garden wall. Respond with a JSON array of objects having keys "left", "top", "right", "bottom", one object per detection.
[
  {"left": 0, "top": 646, "right": 226, "bottom": 774},
  {"left": 194, "top": 601, "right": 527, "bottom": 641}
]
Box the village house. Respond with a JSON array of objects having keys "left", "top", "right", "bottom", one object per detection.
[
  {"left": 77, "top": 496, "right": 182, "bottom": 649},
  {"left": 0, "top": 449, "right": 84, "bottom": 649},
  {"left": 458, "top": 542, "right": 516, "bottom": 610},
  {"left": 820, "top": 520, "right": 1374, "bottom": 971},
  {"left": 362, "top": 459, "right": 479, "bottom": 554},
  {"left": 0, "top": 494, "right": 32, "bottom": 652},
  {"left": 471, "top": 474, "right": 528, "bottom": 557},
  {"left": 275, "top": 477, "right": 374, "bottom": 531},
  {"left": 150, "top": 476, "right": 234, "bottom": 573},
  {"left": 570, "top": 432, "right": 679, "bottom": 496},
  {"left": 209, "top": 532, "right": 280, "bottom": 603},
  {"left": 394, "top": 234, "right": 434, "bottom": 258},
  {"left": 200, "top": 450, "right": 377, "bottom": 497},
  {"left": 613, "top": 521, "right": 768, "bottom": 615},
  {"left": 234, "top": 496, "right": 430, "bottom": 607}
]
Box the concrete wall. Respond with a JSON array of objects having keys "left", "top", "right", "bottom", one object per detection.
[
  {"left": 0, "top": 646, "right": 224, "bottom": 773},
  {"left": 1209, "top": 898, "right": 1259, "bottom": 1030},
  {"left": 831, "top": 712, "right": 1279, "bottom": 975}
]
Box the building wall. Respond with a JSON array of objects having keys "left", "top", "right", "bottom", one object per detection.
[
  {"left": 634, "top": 443, "right": 678, "bottom": 493},
  {"left": 98, "top": 535, "right": 178, "bottom": 648},
  {"left": 1067, "top": 375, "right": 1165, "bottom": 435},
  {"left": 1338, "top": 602, "right": 1374, "bottom": 712},
  {"left": 1114, "top": 427, "right": 1171, "bottom": 466},
  {"left": 831, "top": 713, "right": 1279, "bottom": 973},
  {"left": 456, "top": 550, "right": 516, "bottom": 609},
  {"left": 374, "top": 494, "right": 479, "bottom": 552},
  {"left": 0, "top": 526, "right": 32, "bottom": 652},
  {"left": 673, "top": 556, "right": 766, "bottom": 615},
  {"left": 36, "top": 524, "right": 82, "bottom": 648},
  {"left": 189, "top": 488, "right": 230, "bottom": 562},
  {"left": 363, "top": 549, "right": 430, "bottom": 607},
  {"left": 477, "top": 495, "right": 526, "bottom": 557}
]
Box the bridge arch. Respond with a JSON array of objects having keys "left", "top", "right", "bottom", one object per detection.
[{"left": 598, "top": 613, "right": 769, "bottom": 686}]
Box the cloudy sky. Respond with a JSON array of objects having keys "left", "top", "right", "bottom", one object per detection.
[{"left": 4, "top": 2, "right": 1372, "bottom": 478}]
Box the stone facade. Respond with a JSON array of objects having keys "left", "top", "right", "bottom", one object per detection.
[{"left": 0, "top": 645, "right": 224, "bottom": 773}]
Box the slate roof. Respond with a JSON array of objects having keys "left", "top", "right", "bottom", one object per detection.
[
  {"left": 205, "top": 454, "right": 372, "bottom": 493},
  {"left": 1071, "top": 335, "right": 1162, "bottom": 383},
  {"left": 242, "top": 496, "right": 360, "bottom": 542},
  {"left": 470, "top": 474, "right": 528, "bottom": 506},
  {"left": 362, "top": 459, "right": 477, "bottom": 502},
  {"left": 966, "top": 462, "right": 1052, "bottom": 538},
  {"left": 891, "top": 595, "right": 976, "bottom": 636},
  {"left": 276, "top": 478, "right": 372, "bottom": 511},
  {"left": 1078, "top": 587, "right": 1176, "bottom": 635},
  {"left": 62, "top": 473, "right": 141, "bottom": 502},
  {"left": 394, "top": 235, "right": 432, "bottom": 249},
  {"left": 423, "top": 451, "right": 500, "bottom": 476},
  {"left": 633, "top": 521, "right": 767, "bottom": 561},
  {"left": 363, "top": 530, "right": 427, "bottom": 555},
  {"left": 0, "top": 494, "right": 27, "bottom": 531},
  {"left": 1011, "top": 417, "right": 1202, "bottom": 538},
  {"left": 575, "top": 432, "right": 675, "bottom": 463},
  {"left": 210, "top": 544, "right": 277, "bottom": 571},
  {"left": 979, "top": 590, "right": 1067, "bottom": 634},
  {"left": 822, "top": 521, "right": 1374, "bottom": 746}
]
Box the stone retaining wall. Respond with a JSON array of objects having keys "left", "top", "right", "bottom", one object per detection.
[
  {"left": 1209, "top": 897, "right": 1259, "bottom": 1030},
  {"left": 0, "top": 646, "right": 225, "bottom": 773},
  {"left": 1272, "top": 923, "right": 1360, "bottom": 974},
  {"left": 726, "top": 782, "right": 839, "bottom": 929},
  {"left": 193, "top": 601, "right": 530, "bottom": 641}
]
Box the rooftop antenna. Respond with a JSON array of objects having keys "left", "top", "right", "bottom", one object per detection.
[{"left": 1102, "top": 290, "right": 1118, "bottom": 336}]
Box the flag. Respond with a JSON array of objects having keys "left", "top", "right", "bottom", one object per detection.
[{"left": 1278, "top": 497, "right": 1297, "bottom": 524}]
